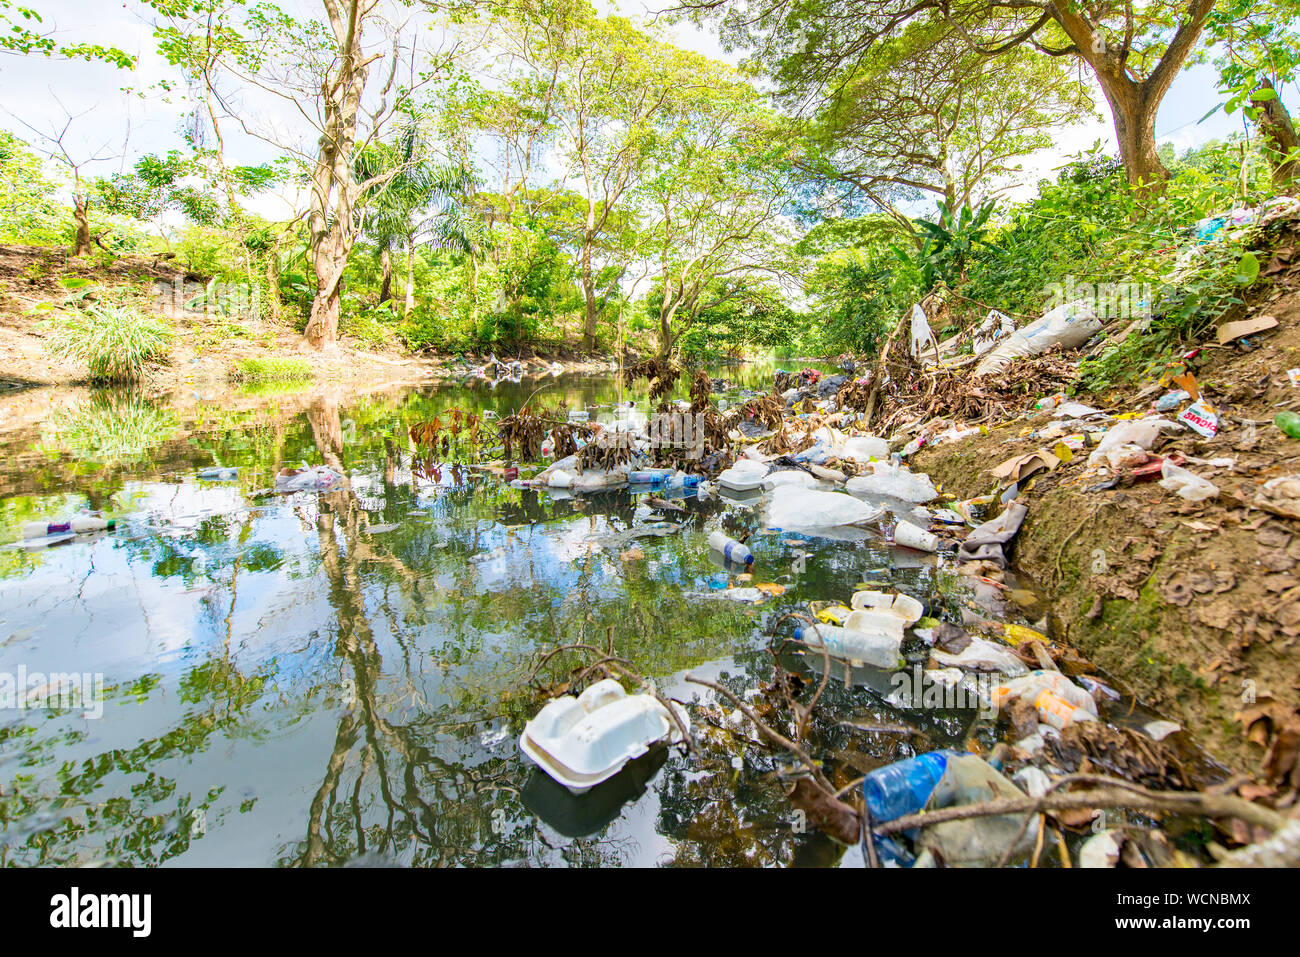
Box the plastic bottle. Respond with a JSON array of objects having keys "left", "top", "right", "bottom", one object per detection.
[
  {"left": 22, "top": 516, "right": 116, "bottom": 539},
  {"left": 1034, "top": 689, "right": 1097, "bottom": 730},
  {"left": 707, "top": 531, "right": 753, "bottom": 567},
  {"left": 793, "top": 622, "right": 902, "bottom": 670},
  {"left": 861, "top": 750, "right": 956, "bottom": 822},
  {"left": 197, "top": 466, "right": 238, "bottom": 480},
  {"left": 1275, "top": 411, "right": 1300, "bottom": 439},
  {"left": 628, "top": 469, "right": 671, "bottom": 485}
]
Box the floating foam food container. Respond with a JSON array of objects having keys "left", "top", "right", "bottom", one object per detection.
[
  {"left": 717, "top": 459, "right": 767, "bottom": 492},
  {"left": 848, "top": 589, "right": 924, "bottom": 634},
  {"left": 520, "top": 679, "right": 689, "bottom": 794}
]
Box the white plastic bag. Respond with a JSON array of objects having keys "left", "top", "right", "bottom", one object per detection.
[
  {"left": 838, "top": 435, "right": 890, "bottom": 462},
  {"left": 763, "top": 469, "right": 817, "bottom": 489},
  {"left": 1087, "top": 418, "right": 1169, "bottom": 467},
  {"left": 1159, "top": 460, "right": 1219, "bottom": 501},
  {"left": 910, "top": 303, "right": 934, "bottom": 359},
  {"left": 974, "top": 300, "right": 1102, "bottom": 377},
  {"left": 845, "top": 461, "right": 939, "bottom": 503},
  {"left": 767, "top": 485, "right": 884, "bottom": 529}
]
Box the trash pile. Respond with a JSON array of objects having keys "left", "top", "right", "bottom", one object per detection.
[{"left": 506, "top": 247, "right": 1300, "bottom": 864}]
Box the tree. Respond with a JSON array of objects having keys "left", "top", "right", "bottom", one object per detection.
[
  {"left": 156, "top": 0, "right": 468, "bottom": 350},
  {"left": 802, "top": 23, "right": 1093, "bottom": 229},
  {"left": 355, "top": 122, "right": 479, "bottom": 316},
  {"left": 1204, "top": 0, "right": 1300, "bottom": 186},
  {"left": 494, "top": 1, "right": 709, "bottom": 351},
  {"left": 0, "top": 1, "right": 133, "bottom": 66},
  {"left": 686, "top": 0, "right": 1217, "bottom": 190},
  {"left": 636, "top": 71, "right": 796, "bottom": 359},
  {"left": 0, "top": 129, "right": 60, "bottom": 238},
  {"left": 5, "top": 100, "right": 126, "bottom": 256}
]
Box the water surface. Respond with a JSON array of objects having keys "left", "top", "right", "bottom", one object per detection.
[{"left": 0, "top": 362, "right": 1017, "bottom": 867}]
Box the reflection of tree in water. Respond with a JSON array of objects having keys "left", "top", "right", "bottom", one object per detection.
[{"left": 0, "top": 655, "right": 273, "bottom": 866}]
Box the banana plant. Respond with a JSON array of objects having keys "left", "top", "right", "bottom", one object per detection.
[{"left": 890, "top": 200, "right": 996, "bottom": 290}]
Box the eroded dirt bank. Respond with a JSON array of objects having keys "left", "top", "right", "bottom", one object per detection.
[{"left": 913, "top": 239, "right": 1300, "bottom": 780}]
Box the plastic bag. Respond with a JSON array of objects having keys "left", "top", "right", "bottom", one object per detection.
[
  {"left": 929, "top": 637, "right": 1027, "bottom": 675},
  {"left": 974, "top": 300, "right": 1102, "bottom": 377},
  {"left": 766, "top": 485, "right": 884, "bottom": 529},
  {"left": 845, "top": 461, "right": 939, "bottom": 503},
  {"left": 1159, "top": 459, "right": 1218, "bottom": 501},
  {"left": 276, "top": 466, "right": 343, "bottom": 492},
  {"left": 838, "top": 435, "right": 890, "bottom": 462},
  {"left": 914, "top": 756, "right": 1038, "bottom": 867},
  {"left": 762, "top": 469, "right": 817, "bottom": 489},
  {"left": 909, "top": 303, "right": 933, "bottom": 359},
  {"left": 1087, "top": 417, "right": 1169, "bottom": 467}
]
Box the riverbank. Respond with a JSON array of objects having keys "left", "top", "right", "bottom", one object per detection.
[
  {"left": 909, "top": 225, "right": 1300, "bottom": 779},
  {"left": 0, "top": 243, "right": 620, "bottom": 393}
]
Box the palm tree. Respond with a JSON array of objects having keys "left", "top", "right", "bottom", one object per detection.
[{"left": 355, "top": 123, "right": 487, "bottom": 318}]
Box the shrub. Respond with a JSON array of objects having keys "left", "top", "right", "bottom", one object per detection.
[
  {"left": 231, "top": 356, "right": 314, "bottom": 381},
  {"left": 45, "top": 301, "right": 175, "bottom": 384}
]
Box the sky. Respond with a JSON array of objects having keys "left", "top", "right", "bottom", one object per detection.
[{"left": 0, "top": 0, "right": 1290, "bottom": 218}]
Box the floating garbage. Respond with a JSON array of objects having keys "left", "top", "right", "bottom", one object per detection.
[
  {"left": 838, "top": 435, "right": 889, "bottom": 462},
  {"left": 794, "top": 621, "right": 903, "bottom": 670},
  {"left": 762, "top": 469, "right": 817, "bottom": 489},
  {"left": 707, "top": 531, "right": 754, "bottom": 568},
  {"left": 930, "top": 637, "right": 1027, "bottom": 675},
  {"left": 717, "top": 458, "right": 767, "bottom": 492},
  {"left": 863, "top": 750, "right": 1040, "bottom": 867},
  {"left": 766, "top": 485, "right": 884, "bottom": 530},
  {"left": 893, "top": 520, "right": 938, "bottom": 552},
  {"left": 21, "top": 515, "right": 116, "bottom": 539},
  {"left": 197, "top": 466, "right": 239, "bottom": 481},
  {"left": 519, "top": 679, "right": 689, "bottom": 795},
  {"left": 276, "top": 465, "right": 343, "bottom": 493},
  {"left": 845, "top": 461, "right": 938, "bottom": 503}
]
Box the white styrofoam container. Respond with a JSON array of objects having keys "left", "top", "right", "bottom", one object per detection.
[{"left": 519, "top": 679, "right": 689, "bottom": 794}]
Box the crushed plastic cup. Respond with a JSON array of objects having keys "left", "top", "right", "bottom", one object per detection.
[{"left": 893, "top": 520, "right": 937, "bottom": 552}]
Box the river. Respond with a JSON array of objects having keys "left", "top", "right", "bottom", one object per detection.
[{"left": 0, "top": 361, "right": 1081, "bottom": 867}]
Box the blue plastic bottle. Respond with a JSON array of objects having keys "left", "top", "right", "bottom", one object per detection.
[{"left": 861, "top": 750, "right": 958, "bottom": 823}]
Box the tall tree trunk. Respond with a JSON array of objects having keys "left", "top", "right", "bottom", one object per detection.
[
  {"left": 71, "top": 193, "right": 91, "bottom": 258},
  {"left": 1096, "top": 77, "right": 1168, "bottom": 189},
  {"left": 1052, "top": 0, "right": 1213, "bottom": 192},
  {"left": 378, "top": 245, "right": 393, "bottom": 305},
  {"left": 581, "top": 222, "right": 598, "bottom": 352},
  {"left": 265, "top": 238, "right": 282, "bottom": 324},
  {"left": 1252, "top": 80, "right": 1299, "bottom": 187},
  {"left": 304, "top": 0, "right": 372, "bottom": 351},
  {"left": 404, "top": 240, "right": 415, "bottom": 317},
  {"left": 469, "top": 255, "right": 479, "bottom": 326}
]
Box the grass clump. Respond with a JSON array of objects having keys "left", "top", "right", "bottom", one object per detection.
[
  {"left": 232, "top": 356, "right": 314, "bottom": 382},
  {"left": 46, "top": 301, "right": 175, "bottom": 384}
]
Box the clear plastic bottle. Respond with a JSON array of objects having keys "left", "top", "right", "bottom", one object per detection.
[{"left": 793, "top": 622, "right": 902, "bottom": 669}]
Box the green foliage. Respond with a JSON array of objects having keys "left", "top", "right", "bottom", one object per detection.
[
  {"left": 0, "top": 128, "right": 61, "bottom": 241},
  {"left": 39, "top": 393, "right": 180, "bottom": 464},
  {"left": 44, "top": 301, "right": 175, "bottom": 384},
  {"left": 232, "top": 356, "right": 314, "bottom": 382},
  {"left": 891, "top": 200, "right": 995, "bottom": 289}
]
